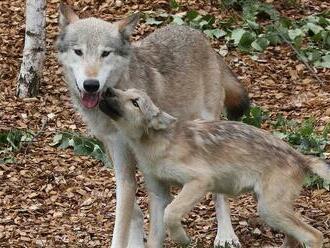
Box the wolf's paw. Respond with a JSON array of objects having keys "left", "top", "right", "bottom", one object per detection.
[{"left": 214, "top": 235, "right": 241, "bottom": 248}]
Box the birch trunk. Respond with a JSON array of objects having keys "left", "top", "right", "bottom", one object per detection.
[{"left": 16, "top": 0, "right": 46, "bottom": 98}]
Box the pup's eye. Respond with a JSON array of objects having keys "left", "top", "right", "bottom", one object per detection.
[
  {"left": 101, "top": 51, "right": 111, "bottom": 58},
  {"left": 74, "top": 49, "right": 83, "bottom": 56},
  {"left": 131, "top": 99, "right": 139, "bottom": 108}
]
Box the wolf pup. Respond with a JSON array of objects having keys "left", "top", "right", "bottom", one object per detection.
[
  {"left": 57, "top": 3, "right": 249, "bottom": 247},
  {"left": 99, "top": 87, "right": 329, "bottom": 248}
]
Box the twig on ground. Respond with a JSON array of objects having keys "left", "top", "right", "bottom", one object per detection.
[
  {"left": 24, "top": 116, "right": 48, "bottom": 154},
  {"left": 276, "top": 30, "right": 325, "bottom": 86}
]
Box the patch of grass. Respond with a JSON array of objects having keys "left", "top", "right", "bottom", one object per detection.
[
  {"left": 241, "top": 106, "right": 269, "bottom": 128},
  {"left": 241, "top": 107, "right": 330, "bottom": 190},
  {"left": 142, "top": 1, "right": 330, "bottom": 68},
  {"left": 50, "top": 132, "right": 111, "bottom": 167},
  {"left": 0, "top": 129, "right": 34, "bottom": 163}
]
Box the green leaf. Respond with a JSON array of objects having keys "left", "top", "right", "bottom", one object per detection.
[
  {"left": 186, "top": 10, "right": 198, "bottom": 21},
  {"left": 145, "top": 18, "right": 163, "bottom": 26},
  {"left": 159, "top": 12, "right": 170, "bottom": 18},
  {"left": 172, "top": 16, "right": 185, "bottom": 25},
  {"left": 238, "top": 31, "right": 256, "bottom": 52},
  {"left": 266, "top": 33, "right": 282, "bottom": 45},
  {"left": 51, "top": 132, "right": 108, "bottom": 165},
  {"left": 251, "top": 37, "right": 269, "bottom": 51},
  {"left": 0, "top": 157, "right": 16, "bottom": 164},
  {"left": 303, "top": 22, "right": 324, "bottom": 35},
  {"left": 50, "top": 133, "right": 63, "bottom": 146},
  {"left": 169, "top": 0, "right": 180, "bottom": 10},
  {"left": 246, "top": 19, "right": 260, "bottom": 30},
  {"left": 242, "top": 106, "right": 268, "bottom": 128},
  {"left": 231, "top": 28, "right": 246, "bottom": 45},
  {"left": 288, "top": 28, "right": 304, "bottom": 41},
  {"left": 314, "top": 54, "right": 330, "bottom": 68},
  {"left": 272, "top": 131, "right": 288, "bottom": 140},
  {"left": 204, "top": 29, "right": 226, "bottom": 39},
  {"left": 306, "top": 15, "right": 320, "bottom": 24}
]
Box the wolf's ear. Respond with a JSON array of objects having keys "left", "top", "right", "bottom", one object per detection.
[
  {"left": 149, "top": 112, "right": 177, "bottom": 131},
  {"left": 116, "top": 13, "right": 140, "bottom": 40},
  {"left": 59, "top": 3, "right": 79, "bottom": 29}
]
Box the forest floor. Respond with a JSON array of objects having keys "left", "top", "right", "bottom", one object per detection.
[{"left": 1, "top": 0, "right": 330, "bottom": 247}]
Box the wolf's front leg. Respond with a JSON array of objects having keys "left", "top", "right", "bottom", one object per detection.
[
  {"left": 108, "top": 134, "right": 145, "bottom": 248},
  {"left": 214, "top": 194, "right": 241, "bottom": 248},
  {"left": 145, "top": 177, "right": 172, "bottom": 248},
  {"left": 164, "top": 180, "right": 208, "bottom": 246}
]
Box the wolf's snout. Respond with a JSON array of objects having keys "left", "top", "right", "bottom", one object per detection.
[{"left": 83, "top": 79, "right": 100, "bottom": 93}]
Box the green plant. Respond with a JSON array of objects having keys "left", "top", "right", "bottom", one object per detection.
[
  {"left": 143, "top": 0, "right": 330, "bottom": 68},
  {"left": 241, "top": 108, "right": 330, "bottom": 190},
  {"left": 272, "top": 116, "right": 330, "bottom": 190},
  {"left": 50, "top": 132, "right": 111, "bottom": 167},
  {"left": 0, "top": 129, "right": 34, "bottom": 163},
  {"left": 241, "top": 106, "right": 269, "bottom": 128}
]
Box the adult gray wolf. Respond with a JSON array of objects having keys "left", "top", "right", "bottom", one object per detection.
[
  {"left": 57, "top": 3, "right": 249, "bottom": 247},
  {"left": 99, "top": 87, "right": 328, "bottom": 248}
]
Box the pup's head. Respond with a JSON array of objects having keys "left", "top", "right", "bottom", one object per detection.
[
  {"left": 99, "top": 88, "right": 177, "bottom": 139},
  {"left": 56, "top": 3, "right": 139, "bottom": 109}
]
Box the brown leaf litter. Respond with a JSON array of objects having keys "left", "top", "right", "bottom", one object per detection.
[{"left": 0, "top": 0, "right": 329, "bottom": 247}]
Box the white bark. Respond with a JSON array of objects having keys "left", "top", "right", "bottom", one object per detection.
[{"left": 17, "top": 0, "right": 46, "bottom": 98}]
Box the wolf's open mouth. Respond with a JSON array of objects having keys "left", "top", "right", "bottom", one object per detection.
[{"left": 80, "top": 92, "right": 100, "bottom": 109}]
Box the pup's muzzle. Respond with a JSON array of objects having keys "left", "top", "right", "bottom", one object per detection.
[
  {"left": 103, "top": 87, "right": 117, "bottom": 98},
  {"left": 99, "top": 87, "right": 122, "bottom": 119}
]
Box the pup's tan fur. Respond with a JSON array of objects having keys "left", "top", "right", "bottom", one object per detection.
[{"left": 99, "top": 88, "right": 329, "bottom": 248}]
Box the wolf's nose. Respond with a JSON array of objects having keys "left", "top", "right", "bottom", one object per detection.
[{"left": 83, "top": 79, "right": 100, "bottom": 92}]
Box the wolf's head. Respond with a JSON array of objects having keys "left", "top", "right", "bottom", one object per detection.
[
  {"left": 99, "top": 88, "right": 177, "bottom": 139},
  {"left": 56, "top": 3, "right": 139, "bottom": 109}
]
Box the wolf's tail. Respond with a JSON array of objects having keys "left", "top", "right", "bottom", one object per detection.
[
  {"left": 307, "top": 157, "right": 330, "bottom": 181},
  {"left": 217, "top": 56, "right": 250, "bottom": 120}
]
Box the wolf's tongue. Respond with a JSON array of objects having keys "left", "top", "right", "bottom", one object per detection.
[{"left": 81, "top": 93, "right": 100, "bottom": 109}]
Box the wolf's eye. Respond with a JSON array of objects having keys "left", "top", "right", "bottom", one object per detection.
[
  {"left": 101, "top": 51, "right": 111, "bottom": 58},
  {"left": 131, "top": 99, "right": 139, "bottom": 108},
  {"left": 74, "top": 49, "right": 83, "bottom": 56}
]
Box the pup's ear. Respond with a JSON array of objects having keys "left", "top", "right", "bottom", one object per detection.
[
  {"left": 59, "top": 3, "right": 79, "bottom": 29},
  {"left": 116, "top": 13, "right": 140, "bottom": 40},
  {"left": 149, "top": 112, "right": 177, "bottom": 131}
]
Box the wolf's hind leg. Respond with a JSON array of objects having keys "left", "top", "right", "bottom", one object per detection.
[{"left": 164, "top": 180, "right": 208, "bottom": 246}]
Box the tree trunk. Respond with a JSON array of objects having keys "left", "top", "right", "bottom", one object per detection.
[{"left": 16, "top": 0, "right": 46, "bottom": 98}]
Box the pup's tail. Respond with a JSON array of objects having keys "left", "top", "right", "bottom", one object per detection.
[
  {"left": 307, "top": 156, "right": 330, "bottom": 181},
  {"left": 217, "top": 55, "right": 250, "bottom": 120}
]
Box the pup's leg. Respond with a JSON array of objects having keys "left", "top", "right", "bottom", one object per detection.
[
  {"left": 214, "top": 194, "right": 241, "bottom": 248},
  {"left": 164, "top": 180, "right": 208, "bottom": 246},
  {"left": 108, "top": 134, "right": 145, "bottom": 248},
  {"left": 145, "top": 177, "right": 172, "bottom": 248},
  {"left": 257, "top": 185, "right": 323, "bottom": 248}
]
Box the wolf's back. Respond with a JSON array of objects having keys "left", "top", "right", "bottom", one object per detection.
[{"left": 139, "top": 25, "right": 250, "bottom": 120}]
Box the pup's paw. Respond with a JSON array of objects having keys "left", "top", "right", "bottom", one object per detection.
[{"left": 214, "top": 235, "right": 241, "bottom": 248}]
